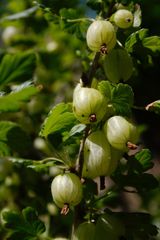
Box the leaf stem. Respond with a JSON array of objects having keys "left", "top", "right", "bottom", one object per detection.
[{"left": 67, "top": 18, "right": 94, "bottom": 23}]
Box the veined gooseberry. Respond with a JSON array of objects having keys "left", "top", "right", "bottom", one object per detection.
[
  {"left": 103, "top": 115, "right": 138, "bottom": 151},
  {"left": 86, "top": 20, "right": 116, "bottom": 54},
  {"left": 51, "top": 173, "right": 82, "bottom": 209},
  {"left": 73, "top": 222, "right": 96, "bottom": 240},
  {"left": 73, "top": 83, "right": 107, "bottom": 124},
  {"left": 82, "top": 131, "right": 112, "bottom": 179},
  {"left": 114, "top": 9, "right": 134, "bottom": 29}
]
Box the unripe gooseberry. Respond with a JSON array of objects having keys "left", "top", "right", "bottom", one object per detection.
[
  {"left": 86, "top": 20, "right": 116, "bottom": 54},
  {"left": 73, "top": 222, "right": 96, "bottom": 240},
  {"left": 114, "top": 9, "right": 134, "bottom": 29},
  {"left": 103, "top": 115, "right": 138, "bottom": 151},
  {"left": 73, "top": 83, "right": 107, "bottom": 124},
  {"left": 51, "top": 173, "right": 83, "bottom": 208},
  {"left": 82, "top": 131, "right": 112, "bottom": 179}
]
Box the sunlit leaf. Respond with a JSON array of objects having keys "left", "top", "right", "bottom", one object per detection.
[{"left": 40, "top": 102, "right": 76, "bottom": 138}]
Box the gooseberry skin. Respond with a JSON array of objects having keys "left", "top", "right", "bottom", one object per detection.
[
  {"left": 82, "top": 131, "right": 112, "bottom": 179},
  {"left": 86, "top": 20, "right": 116, "bottom": 53},
  {"left": 51, "top": 173, "right": 83, "bottom": 208},
  {"left": 104, "top": 115, "right": 138, "bottom": 151},
  {"left": 114, "top": 9, "right": 134, "bottom": 29},
  {"left": 73, "top": 84, "right": 107, "bottom": 124},
  {"left": 73, "top": 222, "right": 96, "bottom": 240}
]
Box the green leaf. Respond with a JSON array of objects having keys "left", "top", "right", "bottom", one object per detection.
[
  {"left": 111, "top": 83, "right": 134, "bottom": 116},
  {"left": 98, "top": 81, "right": 134, "bottom": 116},
  {"left": 125, "top": 28, "right": 148, "bottom": 53},
  {"left": 0, "top": 81, "right": 39, "bottom": 112},
  {"left": 7, "top": 156, "right": 65, "bottom": 172},
  {"left": 142, "top": 36, "right": 160, "bottom": 53},
  {"left": 98, "top": 80, "right": 114, "bottom": 100},
  {"left": 69, "top": 123, "right": 86, "bottom": 137},
  {"left": 134, "top": 149, "right": 153, "bottom": 172},
  {"left": 0, "top": 121, "right": 31, "bottom": 156},
  {"left": 40, "top": 102, "right": 76, "bottom": 138},
  {"left": 59, "top": 8, "right": 90, "bottom": 39},
  {"left": 0, "top": 52, "right": 36, "bottom": 87},
  {"left": 0, "top": 6, "right": 38, "bottom": 22},
  {"left": 145, "top": 100, "right": 160, "bottom": 114},
  {"left": 1, "top": 207, "right": 45, "bottom": 240}
]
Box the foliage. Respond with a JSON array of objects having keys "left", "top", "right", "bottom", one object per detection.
[{"left": 0, "top": 0, "right": 160, "bottom": 239}]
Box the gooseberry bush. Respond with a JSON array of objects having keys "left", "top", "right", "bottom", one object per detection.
[{"left": 0, "top": 0, "right": 160, "bottom": 239}]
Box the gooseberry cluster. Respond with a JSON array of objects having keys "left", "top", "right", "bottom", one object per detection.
[{"left": 51, "top": 7, "right": 137, "bottom": 238}]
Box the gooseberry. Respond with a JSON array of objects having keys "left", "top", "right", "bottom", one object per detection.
[
  {"left": 82, "top": 131, "right": 112, "bottom": 178},
  {"left": 114, "top": 9, "right": 133, "bottom": 29},
  {"left": 51, "top": 173, "right": 83, "bottom": 209},
  {"left": 103, "top": 115, "right": 138, "bottom": 151},
  {"left": 73, "top": 83, "right": 107, "bottom": 124},
  {"left": 86, "top": 20, "right": 116, "bottom": 54}
]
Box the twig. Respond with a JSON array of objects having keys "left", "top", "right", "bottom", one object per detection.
[{"left": 75, "top": 125, "right": 91, "bottom": 177}]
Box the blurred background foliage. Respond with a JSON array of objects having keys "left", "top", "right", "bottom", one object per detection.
[{"left": 0, "top": 0, "right": 160, "bottom": 239}]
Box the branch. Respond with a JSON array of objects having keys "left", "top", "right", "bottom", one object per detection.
[{"left": 75, "top": 124, "right": 91, "bottom": 177}]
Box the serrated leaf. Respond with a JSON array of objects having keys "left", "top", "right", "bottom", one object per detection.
[
  {"left": 40, "top": 102, "right": 76, "bottom": 138},
  {"left": 111, "top": 83, "right": 134, "bottom": 116},
  {"left": 59, "top": 8, "right": 90, "bottom": 39},
  {"left": 0, "top": 121, "right": 31, "bottom": 156},
  {"left": 0, "top": 52, "right": 36, "bottom": 87},
  {"left": 145, "top": 100, "right": 160, "bottom": 114},
  {"left": 0, "top": 82, "right": 39, "bottom": 112},
  {"left": 125, "top": 28, "right": 148, "bottom": 53},
  {"left": 142, "top": 36, "right": 160, "bottom": 53},
  {"left": 97, "top": 80, "right": 114, "bottom": 100},
  {"left": 1, "top": 207, "right": 45, "bottom": 240},
  {"left": 98, "top": 81, "right": 133, "bottom": 116},
  {"left": 134, "top": 149, "right": 153, "bottom": 172}
]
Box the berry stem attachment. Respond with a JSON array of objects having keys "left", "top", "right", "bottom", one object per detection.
[
  {"left": 61, "top": 204, "right": 70, "bottom": 215},
  {"left": 127, "top": 141, "right": 138, "bottom": 150}
]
